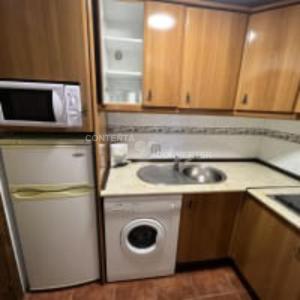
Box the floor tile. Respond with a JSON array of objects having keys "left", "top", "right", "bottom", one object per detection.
[
  {"left": 196, "top": 292, "right": 242, "bottom": 300},
  {"left": 222, "top": 268, "right": 245, "bottom": 292},
  {"left": 191, "top": 268, "right": 237, "bottom": 296},
  {"left": 25, "top": 267, "right": 250, "bottom": 300},
  {"left": 113, "top": 281, "right": 157, "bottom": 300},
  {"left": 157, "top": 285, "right": 196, "bottom": 300},
  {"left": 72, "top": 282, "right": 115, "bottom": 300},
  {"left": 146, "top": 272, "right": 193, "bottom": 289},
  {"left": 25, "top": 289, "right": 73, "bottom": 300}
]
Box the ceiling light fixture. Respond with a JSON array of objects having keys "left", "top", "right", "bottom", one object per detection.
[{"left": 148, "top": 13, "right": 175, "bottom": 30}]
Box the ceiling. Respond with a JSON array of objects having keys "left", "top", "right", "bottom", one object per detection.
[{"left": 207, "top": 0, "right": 284, "bottom": 7}]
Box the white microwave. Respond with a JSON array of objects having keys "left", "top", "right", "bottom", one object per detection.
[{"left": 0, "top": 81, "right": 82, "bottom": 128}]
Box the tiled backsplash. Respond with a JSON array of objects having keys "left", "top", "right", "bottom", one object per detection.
[
  {"left": 109, "top": 125, "right": 300, "bottom": 144},
  {"left": 107, "top": 113, "right": 300, "bottom": 176}
]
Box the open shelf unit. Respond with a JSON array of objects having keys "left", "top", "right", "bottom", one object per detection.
[{"left": 98, "top": 0, "right": 144, "bottom": 104}]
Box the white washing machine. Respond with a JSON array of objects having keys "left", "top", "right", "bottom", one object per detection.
[{"left": 104, "top": 195, "right": 182, "bottom": 282}]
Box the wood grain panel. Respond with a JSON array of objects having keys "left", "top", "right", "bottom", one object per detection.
[
  {"left": 231, "top": 195, "right": 300, "bottom": 300},
  {"left": 0, "top": 0, "right": 95, "bottom": 132},
  {"left": 235, "top": 5, "right": 300, "bottom": 113},
  {"left": 180, "top": 8, "right": 247, "bottom": 110},
  {"left": 143, "top": 1, "right": 185, "bottom": 107},
  {"left": 295, "top": 86, "right": 300, "bottom": 113},
  {"left": 177, "top": 193, "right": 242, "bottom": 263},
  {"left": 0, "top": 195, "right": 23, "bottom": 300}
]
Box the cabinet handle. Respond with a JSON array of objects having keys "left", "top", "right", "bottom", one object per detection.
[
  {"left": 242, "top": 94, "right": 248, "bottom": 105},
  {"left": 82, "top": 105, "right": 88, "bottom": 115},
  {"left": 186, "top": 93, "right": 191, "bottom": 104},
  {"left": 295, "top": 247, "right": 300, "bottom": 262},
  {"left": 188, "top": 200, "right": 193, "bottom": 209},
  {"left": 147, "top": 90, "right": 152, "bottom": 102}
]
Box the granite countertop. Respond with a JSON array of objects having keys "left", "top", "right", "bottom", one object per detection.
[
  {"left": 248, "top": 187, "right": 300, "bottom": 230},
  {"left": 101, "top": 161, "right": 300, "bottom": 197}
]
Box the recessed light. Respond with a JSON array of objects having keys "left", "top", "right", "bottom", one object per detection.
[{"left": 148, "top": 13, "right": 176, "bottom": 30}]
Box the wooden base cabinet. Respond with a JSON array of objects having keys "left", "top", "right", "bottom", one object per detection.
[
  {"left": 231, "top": 195, "right": 300, "bottom": 300},
  {"left": 177, "top": 193, "right": 242, "bottom": 263}
]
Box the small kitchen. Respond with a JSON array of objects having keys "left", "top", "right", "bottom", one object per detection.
[{"left": 0, "top": 0, "right": 300, "bottom": 300}]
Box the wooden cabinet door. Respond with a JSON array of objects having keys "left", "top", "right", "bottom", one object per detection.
[
  {"left": 180, "top": 8, "right": 247, "bottom": 110},
  {"left": 231, "top": 195, "right": 300, "bottom": 300},
  {"left": 0, "top": 0, "right": 95, "bottom": 131},
  {"left": 235, "top": 5, "right": 300, "bottom": 113},
  {"left": 177, "top": 193, "right": 241, "bottom": 263},
  {"left": 143, "top": 1, "right": 185, "bottom": 107},
  {"left": 295, "top": 90, "right": 300, "bottom": 113}
]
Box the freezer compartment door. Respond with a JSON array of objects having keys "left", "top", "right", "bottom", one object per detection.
[
  {"left": 12, "top": 189, "right": 100, "bottom": 290},
  {"left": 1, "top": 144, "right": 94, "bottom": 185}
]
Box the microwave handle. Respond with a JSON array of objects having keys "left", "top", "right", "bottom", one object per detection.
[
  {"left": 52, "top": 90, "right": 66, "bottom": 123},
  {"left": 65, "top": 85, "right": 82, "bottom": 127},
  {"left": 0, "top": 102, "right": 4, "bottom": 122}
]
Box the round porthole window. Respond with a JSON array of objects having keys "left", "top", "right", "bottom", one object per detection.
[{"left": 121, "top": 219, "right": 165, "bottom": 256}]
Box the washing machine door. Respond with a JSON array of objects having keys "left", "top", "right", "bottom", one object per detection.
[{"left": 121, "top": 219, "right": 165, "bottom": 256}]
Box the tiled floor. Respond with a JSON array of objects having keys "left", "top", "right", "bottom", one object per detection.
[{"left": 25, "top": 267, "right": 252, "bottom": 300}]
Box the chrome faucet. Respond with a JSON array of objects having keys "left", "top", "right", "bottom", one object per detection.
[
  {"left": 173, "top": 156, "right": 198, "bottom": 172},
  {"left": 173, "top": 156, "right": 181, "bottom": 172}
]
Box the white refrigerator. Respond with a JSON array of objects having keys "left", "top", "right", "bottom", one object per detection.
[{"left": 1, "top": 139, "right": 100, "bottom": 291}]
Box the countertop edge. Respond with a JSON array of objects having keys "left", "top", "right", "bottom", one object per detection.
[{"left": 247, "top": 188, "right": 300, "bottom": 232}]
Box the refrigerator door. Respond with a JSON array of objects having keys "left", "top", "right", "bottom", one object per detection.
[
  {"left": 11, "top": 186, "right": 100, "bottom": 290},
  {"left": 1, "top": 144, "right": 94, "bottom": 185}
]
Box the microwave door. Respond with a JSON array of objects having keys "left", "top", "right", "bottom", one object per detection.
[{"left": 0, "top": 86, "right": 66, "bottom": 127}]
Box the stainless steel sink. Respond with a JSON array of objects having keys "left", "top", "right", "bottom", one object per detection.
[
  {"left": 137, "top": 164, "right": 226, "bottom": 185},
  {"left": 181, "top": 165, "right": 226, "bottom": 184}
]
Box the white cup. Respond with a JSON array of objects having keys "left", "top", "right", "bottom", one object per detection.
[{"left": 110, "top": 144, "right": 128, "bottom": 167}]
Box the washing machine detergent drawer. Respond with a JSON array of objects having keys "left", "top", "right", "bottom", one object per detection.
[{"left": 104, "top": 195, "right": 182, "bottom": 282}]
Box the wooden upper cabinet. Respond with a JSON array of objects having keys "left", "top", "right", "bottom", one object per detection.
[
  {"left": 0, "top": 0, "right": 95, "bottom": 131},
  {"left": 235, "top": 5, "right": 300, "bottom": 113},
  {"left": 180, "top": 8, "right": 247, "bottom": 110},
  {"left": 143, "top": 1, "right": 185, "bottom": 107}
]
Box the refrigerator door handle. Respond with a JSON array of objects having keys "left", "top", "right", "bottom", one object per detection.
[{"left": 11, "top": 184, "right": 94, "bottom": 201}]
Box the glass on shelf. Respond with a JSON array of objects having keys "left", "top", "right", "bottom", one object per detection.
[{"left": 105, "top": 89, "right": 142, "bottom": 104}]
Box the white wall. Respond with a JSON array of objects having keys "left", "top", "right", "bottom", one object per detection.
[
  {"left": 259, "top": 119, "right": 300, "bottom": 176},
  {"left": 107, "top": 113, "right": 300, "bottom": 176}
]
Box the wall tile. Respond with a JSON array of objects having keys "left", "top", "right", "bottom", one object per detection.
[
  {"left": 107, "top": 113, "right": 300, "bottom": 176},
  {"left": 258, "top": 137, "right": 300, "bottom": 176}
]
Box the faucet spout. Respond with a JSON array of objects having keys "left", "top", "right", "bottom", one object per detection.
[
  {"left": 173, "top": 156, "right": 181, "bottom": 172},
  {"left": 173, "top": 156, "right": 199, "bottom": 172}
]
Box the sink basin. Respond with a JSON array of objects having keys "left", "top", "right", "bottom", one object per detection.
[
  {"left": 181, "top": 165, "right": 226, "bottom": 184},
  {"left": 137, "top": 164, "right": 226, "bottom": 185}
]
